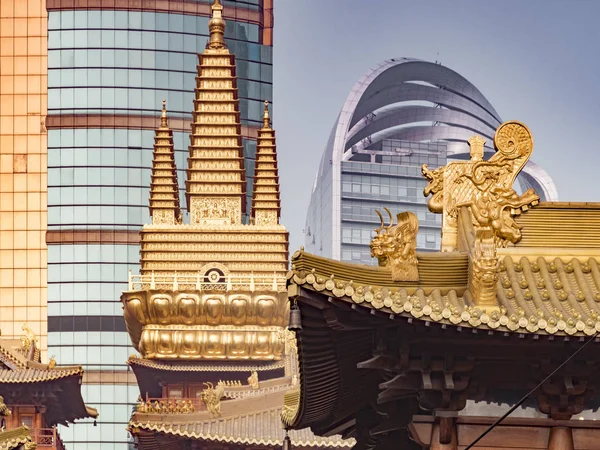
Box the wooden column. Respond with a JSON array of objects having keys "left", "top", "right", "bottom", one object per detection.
[
  {"left": 548, "top": 427, "right": 573, "bottom": 450},
  {"left": 431, "top": 414, "right": 457, "bottom": 450}
]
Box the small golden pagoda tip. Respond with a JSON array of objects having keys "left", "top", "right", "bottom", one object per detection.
[
  {"left": 263, "top": 100, "right": 270, "bottom": 128},
  {"left": 160, "top": 100, "right": 168, "bottom": 127},
  {"left": 207, "top": 0, "right": 226, "bottom": 50}
]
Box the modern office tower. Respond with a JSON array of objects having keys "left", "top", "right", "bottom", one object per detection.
[
  {"left": 0, "top": 0, "right": 48, "bottom": 354},
  {"left": 43, "top": 1, "right": 274, "bottom": 450},
  {"left": 305, "top": 58, "right": 558, "bottom": 265}
]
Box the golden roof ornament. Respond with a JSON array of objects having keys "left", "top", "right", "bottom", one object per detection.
[
  {"left": 422, "top": 121, "right": 540, "bottom": 251},
  {"left": 422, "top": 120, "right": 540, "bottom": 308},
  {"left": 0, "top": 396, "right": 12, "bottom": 417},
  {"left": 200, "top": 382, "right": 224, "bottom": 417},
  {"left": 206, "top": 0, "right": 227, "bottom": 51},
  {"left": 20, "top": 323, "right": 38, "bottom": 352},
  {"left": 467, "top": 134, "right": 485, "bottom": 162},
  {"left": 248, "top": 371, "right": 259, "bottom": 389},
  {"left": 370, "top": 208, "right": 419, "bottom": 281}
]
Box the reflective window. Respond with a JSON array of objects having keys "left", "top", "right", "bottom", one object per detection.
[{"left": 48, "top": 11, "right": 260, "bottom": 44}]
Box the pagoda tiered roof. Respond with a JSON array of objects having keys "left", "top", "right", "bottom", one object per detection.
[
  {"left": 129, "top": 377, "right": 353, "bottom": 450},
  {"left": 0, "top": 334, "right": 98, "bottom": 426},
  {"left": 122, "top": 0, "right": 288, "bottom": 363}
]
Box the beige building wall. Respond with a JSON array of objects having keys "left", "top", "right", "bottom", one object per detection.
[{"left": 0, "top": 0, "right": 48, "bottom": 354}]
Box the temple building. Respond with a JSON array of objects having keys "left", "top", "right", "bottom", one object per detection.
[
  {"left": 0, "top": 326, "right": 98, "bottom": 450},
  {"left": 285, "top": 121, "right": 600, "bottom": 449},
  {"left": 121, "top": 2, "right": 350, "bottom": 449}
]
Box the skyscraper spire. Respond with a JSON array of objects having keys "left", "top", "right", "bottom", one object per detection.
[
  {"left": 185, "top": 0, "right": 246, "bottom": 225},
  {"left": 251, "top": 100, "right": 281, "bottom": 225},
  {"left": 149, "top": 100, "right": 182, "bottom": 225}
]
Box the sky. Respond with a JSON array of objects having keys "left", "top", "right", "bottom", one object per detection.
[{"left": 270, "top": 0, "right": 600, "bottom": 253}]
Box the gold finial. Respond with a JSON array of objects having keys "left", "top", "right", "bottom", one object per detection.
[
  {"left": 160, "top": 100, "right": 168, "bottom": 128},
  {"left": 468, "top": 135, "right": 486, "bottom": 162},
  {"left": 20, "top": 323, "right": 38, "bottom": 351},
  {"left": 263, "top": 100, "right": 270, "bottom": 128},
  {"left": 370, "top": 210, "right": 419, "bottom": 281},
  {"left": 207, "top": 0, "right": 227, "bottom": 50},
  {"left": 248, "top": 371, "right": 259, "bottom": 389}
]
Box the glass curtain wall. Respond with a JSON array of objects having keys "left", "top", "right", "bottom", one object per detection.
[{"left": 45, "top": 4, "right": 272, "bottom": 450}]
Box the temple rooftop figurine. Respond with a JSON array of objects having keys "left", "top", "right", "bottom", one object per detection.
[{"left": 285, "top": 121, "right": 600, "bottom": 450}]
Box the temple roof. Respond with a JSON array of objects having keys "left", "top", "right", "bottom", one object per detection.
[
  {"left": 129, "top": 378, "right": 353, "bottom": 449},
  {"left": 128, "top": 355, "right": 286, "bottom": 397},
  {"left": 0, "top": 337, "right": 98, "bottom": 426},
  {"left": 128, "top": 355, "right": 285, "bottom": 373},
  {"left": 0, "top": 427, "right": 35, "bottom": 450},
  {"left": 289, "top": 246, "right": 600, "bottom": 336},
  {"left": 284, "top": 121, "right": 600, "bottom": 446}
]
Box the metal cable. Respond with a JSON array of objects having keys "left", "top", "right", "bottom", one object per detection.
[{"left": 465, "top": 331, "right": 599, "bottom": 449}]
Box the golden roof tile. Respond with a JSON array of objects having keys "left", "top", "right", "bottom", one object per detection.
[
  {"left": 0, "top": 340, "right": 28, "bottom": 370},
  {"left": 290, "top": 252, "right": 600, "bottom": 337},
  {"left": 515, "top": 202, "right": 600, "bottom": 248},
  {"left": 0, "top": 426, "right": 35, "bottom": 450},
  {"left": 129, "top": 383, "right": 353, "bottom": 448},
  {"left": 0, "top": 366, "right": 83, "bottom": 383}
]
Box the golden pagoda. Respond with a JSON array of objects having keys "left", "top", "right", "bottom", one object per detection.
[
  {"left": 122, "top": 2, "right": 349, "bottom": 449},
  {"left": 285, "top": 121, "right": 600, "bottom": 450},
  {"left": 123, "top": 0, "right": 289, "bottom": 363}
]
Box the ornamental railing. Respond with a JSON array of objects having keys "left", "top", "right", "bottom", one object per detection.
[
  {"left": 127, "top": 271, "right": 286, "bottom": 292},
  {"left": 33, "top": 428, "right": 65, "bottom": 450},
  {"left": 135, "top": 397, "right": 205, "bottom": 414}
]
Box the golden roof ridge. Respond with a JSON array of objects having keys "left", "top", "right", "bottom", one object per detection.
[
  {"left": 289, "top": 254, "right": 600, "bottom": 337},
  {"left": 129, "top": 385, "right": 354, "bottom": 447}
]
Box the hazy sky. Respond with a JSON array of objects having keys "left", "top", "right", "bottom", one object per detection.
[{"left": 271, "top": 0, "right": 600, "bottom": 253}]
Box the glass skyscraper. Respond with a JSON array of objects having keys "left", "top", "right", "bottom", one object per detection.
[
  {"left": 44, "top": 1, "right": 274, "bottom": 449},
  {"left": 305, "top": 58, "right": 558, "bottom": 264}
]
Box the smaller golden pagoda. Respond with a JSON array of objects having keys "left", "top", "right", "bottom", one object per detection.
[
  {"left": 251, "top": 100, "right": 282, "bottom": 225},
  {"left": 148, "top": 100, "right": 182, "bottom": 225}
]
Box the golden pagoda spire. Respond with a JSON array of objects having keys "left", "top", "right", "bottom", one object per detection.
[
  {"left": 149, "top": 100, "right": 182, "bottom": 225},
  {"left": 206, "top": 0, "right": 227, "bottom": 52},
  {"left": 251, "top": 100, "right": 281, "bottom": 225},
  {"left": 185, "top": 1, "right": 245, "bottom": 225}
]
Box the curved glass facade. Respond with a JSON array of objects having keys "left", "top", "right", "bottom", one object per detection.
[
  {"left": 305, "top": 58, "right": 558, "bottom": 264},
  {"left": 46, "top": 4, "right": 273, "bottom": 450}
]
